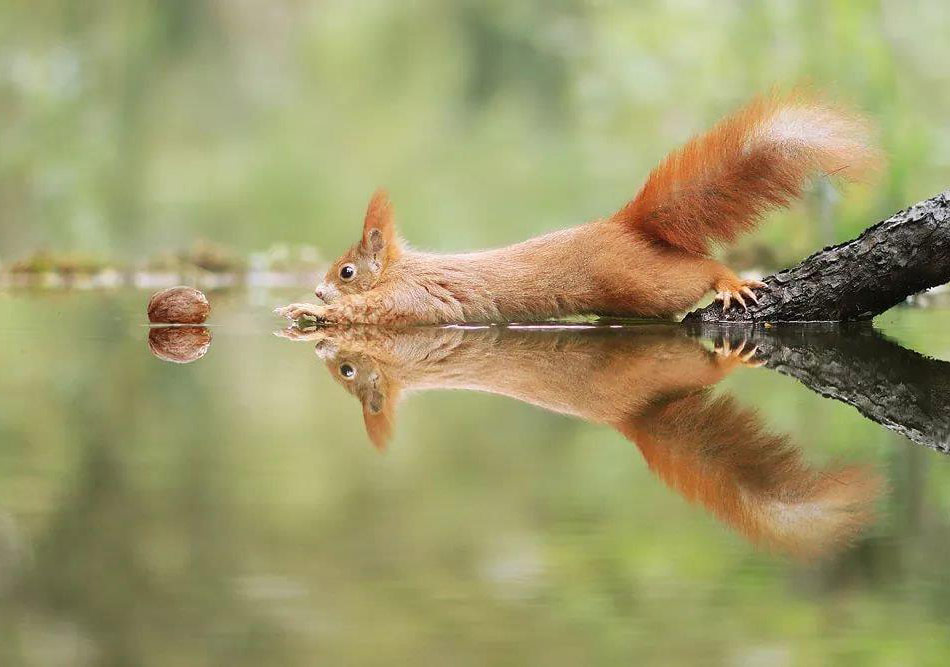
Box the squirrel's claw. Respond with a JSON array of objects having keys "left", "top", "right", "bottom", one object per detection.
[
  {"left": 715, "top": 277, "right": 767, "bottom": 312},
  {"left": 714, "top": 338, "right": 765, "bottom": 368},
  {"left": 274, "top": 303, "right": 327, "bottom": 321},
  {"left": 740, "top": 287, "right": 759, "bottom": 304},
  {"left": 715, "top": 288, "right": 747, "bottom": 311},
  {"left": 274, "top": 326, "right": 321, "bottom": 340}
]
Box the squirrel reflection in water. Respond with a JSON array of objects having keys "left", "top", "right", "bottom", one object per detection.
[{"left": 278, "top": 325, "right": 881, "bottom": 558}]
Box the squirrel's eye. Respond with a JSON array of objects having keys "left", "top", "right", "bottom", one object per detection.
[
  {"left": 339, "top": 362, "right": 356, "bottom": 379},
  {"left": 339, "top": 264, "right": 357, "bottom": 282}
]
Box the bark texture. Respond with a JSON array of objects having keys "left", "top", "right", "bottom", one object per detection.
[
  {"left": 684, "top": 190, "right": 950, "bottom": 323},
  {"left": 691, "top": 323, "right": 950, "bottom": 453}
]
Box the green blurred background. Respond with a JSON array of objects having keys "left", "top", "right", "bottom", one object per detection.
[
  {"left": 2, "top": 0, "right": 949, "bottom": 266},
  {"left": 3, "top": 3, "right": 950, "bottom": 665}
]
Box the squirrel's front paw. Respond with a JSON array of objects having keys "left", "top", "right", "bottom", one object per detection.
[{"left": 274, "top": 303, "right": 327, "bottom": 322}]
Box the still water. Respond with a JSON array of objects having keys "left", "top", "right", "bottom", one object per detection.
[{"left": 1, "top": 290, "right": 949, "bottom": 665}]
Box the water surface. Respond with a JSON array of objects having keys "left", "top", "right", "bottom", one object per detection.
[{"left": 1, "top": 290, "right": 949, "bottom": 665}]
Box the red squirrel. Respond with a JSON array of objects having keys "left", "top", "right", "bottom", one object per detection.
[{"left": 276, "top": 93, "right": 878, "bottom": 324}]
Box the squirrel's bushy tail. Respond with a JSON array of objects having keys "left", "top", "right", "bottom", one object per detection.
[{"left": 613, "top": 93, "right": 881, "bottom": 254}]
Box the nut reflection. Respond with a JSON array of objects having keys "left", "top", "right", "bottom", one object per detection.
[{"left": 148, "top": 326, "right": 212, "bottom": 364}]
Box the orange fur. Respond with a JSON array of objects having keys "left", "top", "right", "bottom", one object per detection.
[
  {"left": 624, "top": 392, "right": 881, "bottom": 558},
  {"left": 276, "top": 93, "right": 879, "bottom": 325},
  {"left": 613, "top": 92, "right": 880, "bottom": 254},
  {"left": 284, "top": 326, "right": 881, "bottom": 557}
]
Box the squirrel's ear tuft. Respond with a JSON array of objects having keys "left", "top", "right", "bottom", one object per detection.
[
  {"left": 361, "top": 385, "right": 398, "bottom": 452},
  {"left": 361, "top": 189, "right": 399, "bottom": 263}
]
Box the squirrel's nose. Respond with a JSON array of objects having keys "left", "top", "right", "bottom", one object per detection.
[{"left": 315, "top": 287, "right": 325, "bottom": 301}]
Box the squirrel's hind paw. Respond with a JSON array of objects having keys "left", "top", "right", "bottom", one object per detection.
[
  {"left": 714, "top": 278, "right": 767, "bottom": 311},
  {"left": 714, "top": 338, "right": 765, "bottom": 368}
]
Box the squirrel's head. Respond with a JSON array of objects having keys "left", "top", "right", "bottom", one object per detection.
[
  {"left": 315, "top": 338, "right": 398, "bottom": 451},
  {"left": 315, "top": 189, "right": 401, "bottom": 304}
]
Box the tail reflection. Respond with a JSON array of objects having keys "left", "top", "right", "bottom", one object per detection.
[
  {"left": 279, "top": 325, "right": 880, "bottom": 557},
  {"left": 624, "top": 391, "right": 879, "bottom": 558}
]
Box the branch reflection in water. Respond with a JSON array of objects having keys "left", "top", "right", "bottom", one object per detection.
[
  {"left": 695, "top": 323, "right": 950, "bottom": 453},
  {"left": 277, "top": 324, "right": 882, "bottom": 559}
]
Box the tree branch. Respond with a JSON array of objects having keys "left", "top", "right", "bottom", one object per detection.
[{"left": 684, "top": 190, "right": 950, "bottom": 323}]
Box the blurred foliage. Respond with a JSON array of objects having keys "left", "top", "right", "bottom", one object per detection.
[
  {"left": 8, "top": 249, "right": 110, "bottom": 275},
  {"left": 1, "top": 0, "right": 949, "bottom": 268},
  {"left": 144, "top": 239, "right": 247, "bottom": 274}
]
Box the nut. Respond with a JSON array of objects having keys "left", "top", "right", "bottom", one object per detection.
[
  {"left": 148, "top": 326, "right": 212, "bottom": 364},
  {"left": 147, "top": 286, "right": 210, "bottom": 324}
]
